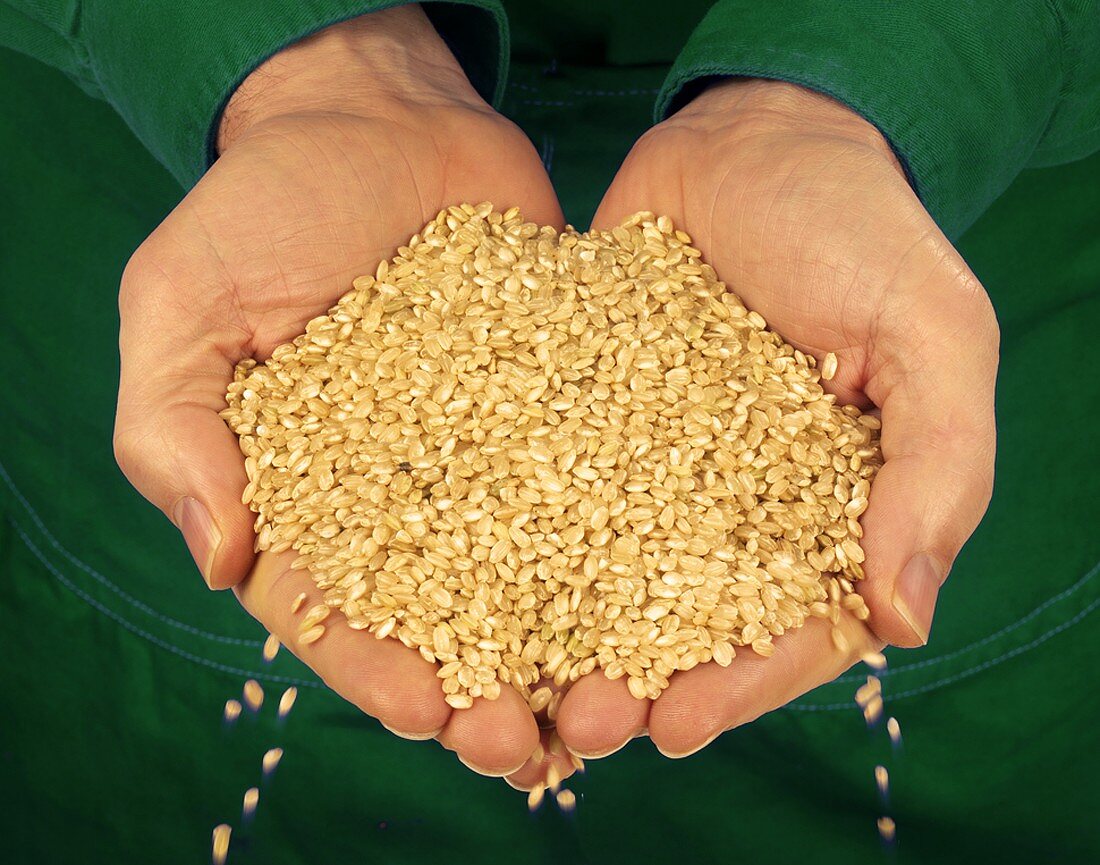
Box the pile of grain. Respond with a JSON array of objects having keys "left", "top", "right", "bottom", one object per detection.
[{"left": 222, "top": 204, "right": 880, "bottom": 709}]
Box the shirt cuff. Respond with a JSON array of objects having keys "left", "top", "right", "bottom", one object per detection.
[
  {"left": 81, "top": 0, "right": 508, "bottom": 189},
  {"left": 656, "top": 0, "right": 1064, "bottom": 240}
]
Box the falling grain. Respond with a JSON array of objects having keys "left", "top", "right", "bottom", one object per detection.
[
  {"left": 242, "top": 787, "right": 259, "bottom": 820},
  {"left": 862, "top": 694, "right": 884, "bottom": 725},
  {"left": 877, "top": 816, "right": 896, "bottom": 842},
  {"left": 527, "top": 783, "right": 546, "bottom": 812},
  {"left": 262, "top": 634, "right": 280, "bottom": 663},
  {"left": 855, "top": 675, "right": 881, "bottom": 707},
  {"left": 548, "top": 731, "right": 565, "bottom": 759},
  {"left": 242, "top": 680, "right": 263, "bottom": 712},
  {"left": 556, "top": 789, "right": 577, "bottom": 812},
  {"left": 262, "top": 748, "right": 283, "bottom": 775},
  {"left": 223, "top": 699, "right": 242, "bottom": 723},
  {"left": 862, "top": 651, "right": 887, "bottom": 671},
  {"left": 211, "top": 824, "right": 231, "bottom": 865},
  {"left": 277, "top": 687, "right": 297, "bottom": 719}
]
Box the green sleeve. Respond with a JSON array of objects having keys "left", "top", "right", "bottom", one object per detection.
[
  {"left": 0, "top": 0, "right": 508, "bottom": 188},
  {"left": 657, "top": 0, "right": 1100, "bottom": 240}
]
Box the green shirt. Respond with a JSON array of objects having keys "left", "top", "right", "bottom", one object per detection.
[
  {"left": 3, "top": 3, "right": 1100, "bottom": 864},
  {"left": 2, "top": 0, "right": 1097, "bottom": 239}
]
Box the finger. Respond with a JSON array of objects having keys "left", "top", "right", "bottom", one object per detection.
[
  {"left": 649, "top": 616, "right": 880, "bottom": 758},
  {"left": 235, "top": 549, "right": 452, "bottom": 738},
  {"left": 504, "top": 729, "right": 582, "bottom": 792},
  {"left": 859, "top": 243, "right": 999, "bottom": 647},
  {"left": 554, "top": 673, "right": 649, "bottom": 759},
  {"left": 115, "top": 260, "right": 256, "bottom": 590},
  {"left": 442, "top": 123, "right": 565, "bottom": 232},
  {"left": 437, "top": 684, "right": 540, "bottom": 777},
  {"left": 588, "top": 134, "right": 665, "bottom": 234}
]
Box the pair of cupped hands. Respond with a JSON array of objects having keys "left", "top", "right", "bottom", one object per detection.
[{"left": 114, "top": 7, "right": 998, "bottom": 786}]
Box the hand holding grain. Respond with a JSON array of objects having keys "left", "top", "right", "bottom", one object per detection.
[
  {"left": 113, "top": 8, "right": 565, "bottom": 777},
  {"left": 555, "top": 79, "right": 999, "bottom": 759}
]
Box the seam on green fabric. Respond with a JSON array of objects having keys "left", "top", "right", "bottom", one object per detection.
[
  {"left": 11, "top": 518, "right": 323, "bottom": 689},
  {"left": 1038, "top": 0, "right": 1071, "bottom": 138},
  {"left": 790, "top": 593, "right": 1100, "bottom": 711},
  {"left": 201, "top": 0, "right": 510, "bottom": 181},
  {"left": 519, "top": 98, "right": 575, "bottom": 107},
  {"left": 0, "top": 459, "right": 262, "bottom": 647},
  {"left": 653, "top": 62, "right": 921, "bottom": 205},
  {"left": 509, "top": 81, "right": 660, "bottom": 97},
  {"left": 833, "top": 557, "right": 1100, "bottom": 684},
  {"left": 67, "top": 0, "right": 83, "bottom": 39},
  {"left": 17, "top": 500, "right": 1098, "bottom": 710},
  {"left": 67, "top": 0, "right": 93, "bottom": 78},
  {"left": 7, "top": 448, "right": 1100, "bottom": 706},
  {"left": 0, "top": 3, "right": 95, "bottom": 88}
]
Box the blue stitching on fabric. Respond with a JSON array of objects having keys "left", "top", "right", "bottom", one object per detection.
[
  {"left": 790, "top": 595, "right": 1100, "bottom": 711},
  {"left": 833, "top": 557, "right": 1100, "bottom": 683},
  {"left": 0, "top": 459, "right": 263, "bottom": 647},
  {"left": 571, "top": 88, "right": 660, "bottom": 97},
  {"left": 5, "top": 457, "right": 1098, "bottom": 707},
  {"left": 12, "top": 518, "right": 322, "bottom": 689},
  {"left": 508, "top": 81, "right": 659, "bottom": 98}
]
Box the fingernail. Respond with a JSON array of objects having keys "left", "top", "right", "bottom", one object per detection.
[
  {"left": 457, "top": 754, "right": 512, "bottom": 778},
  {"left": 173, "top": 497, "right": 221, "bottom": 587},
  {"left": 567, "top": 739, "right": 633, "bottom": 760},
  {"left": 891, "top": 553, "right": 943, "bottom": 645},
  {"left": 656, "top": 729, "right": 722, "bottom": 760},
  {"left": 380, "top": 721, "right": 442, "bottom": 742}
]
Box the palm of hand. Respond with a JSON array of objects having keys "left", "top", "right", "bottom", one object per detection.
[
  {"left": 553, "top": 83, "right": 998, "bottom": 759},
  {"left": 117, "top": 105, "right": 565, "bottom": 778}
]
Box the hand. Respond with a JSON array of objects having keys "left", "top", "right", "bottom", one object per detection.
[
  {"left": 554, "top": 79, "right": 999, "bottom": 759},
  {"left": 114, "top": 7, "right": 568, "bottom": 778}
]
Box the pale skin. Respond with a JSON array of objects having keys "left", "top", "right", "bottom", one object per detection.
[{"left": 115, "top": 9, "right": 998, "bottom": 782}]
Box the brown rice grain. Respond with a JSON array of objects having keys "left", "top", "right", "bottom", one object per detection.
[
  {"left": 277, "top": 687, "right": 298, "bottom": 719},
  {"left": 242, "top": 680, "right": 263, "bottom": 712},
  {"left": 262, "top": 748, "right": 283, "bottom": 775},
  {"left": 221, "top": 205, "right": 882, "bottom": 710},
  {"left": 212, "top": 824, "right": 231, "bottom": 865},
  {"left": 262, "top": 634, "right": 280, "bottom": 663}
]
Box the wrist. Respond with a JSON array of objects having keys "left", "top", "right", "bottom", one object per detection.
[
  {"left": 218, "top": 5, "right": 483, "bottom": 153},
  {"left": 681, "top": 79, "right": 901, "bottom": 171}
]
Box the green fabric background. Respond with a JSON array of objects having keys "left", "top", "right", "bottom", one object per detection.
[{"left": 2, "top": 13, "right": 1099, "bottom": 865}]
